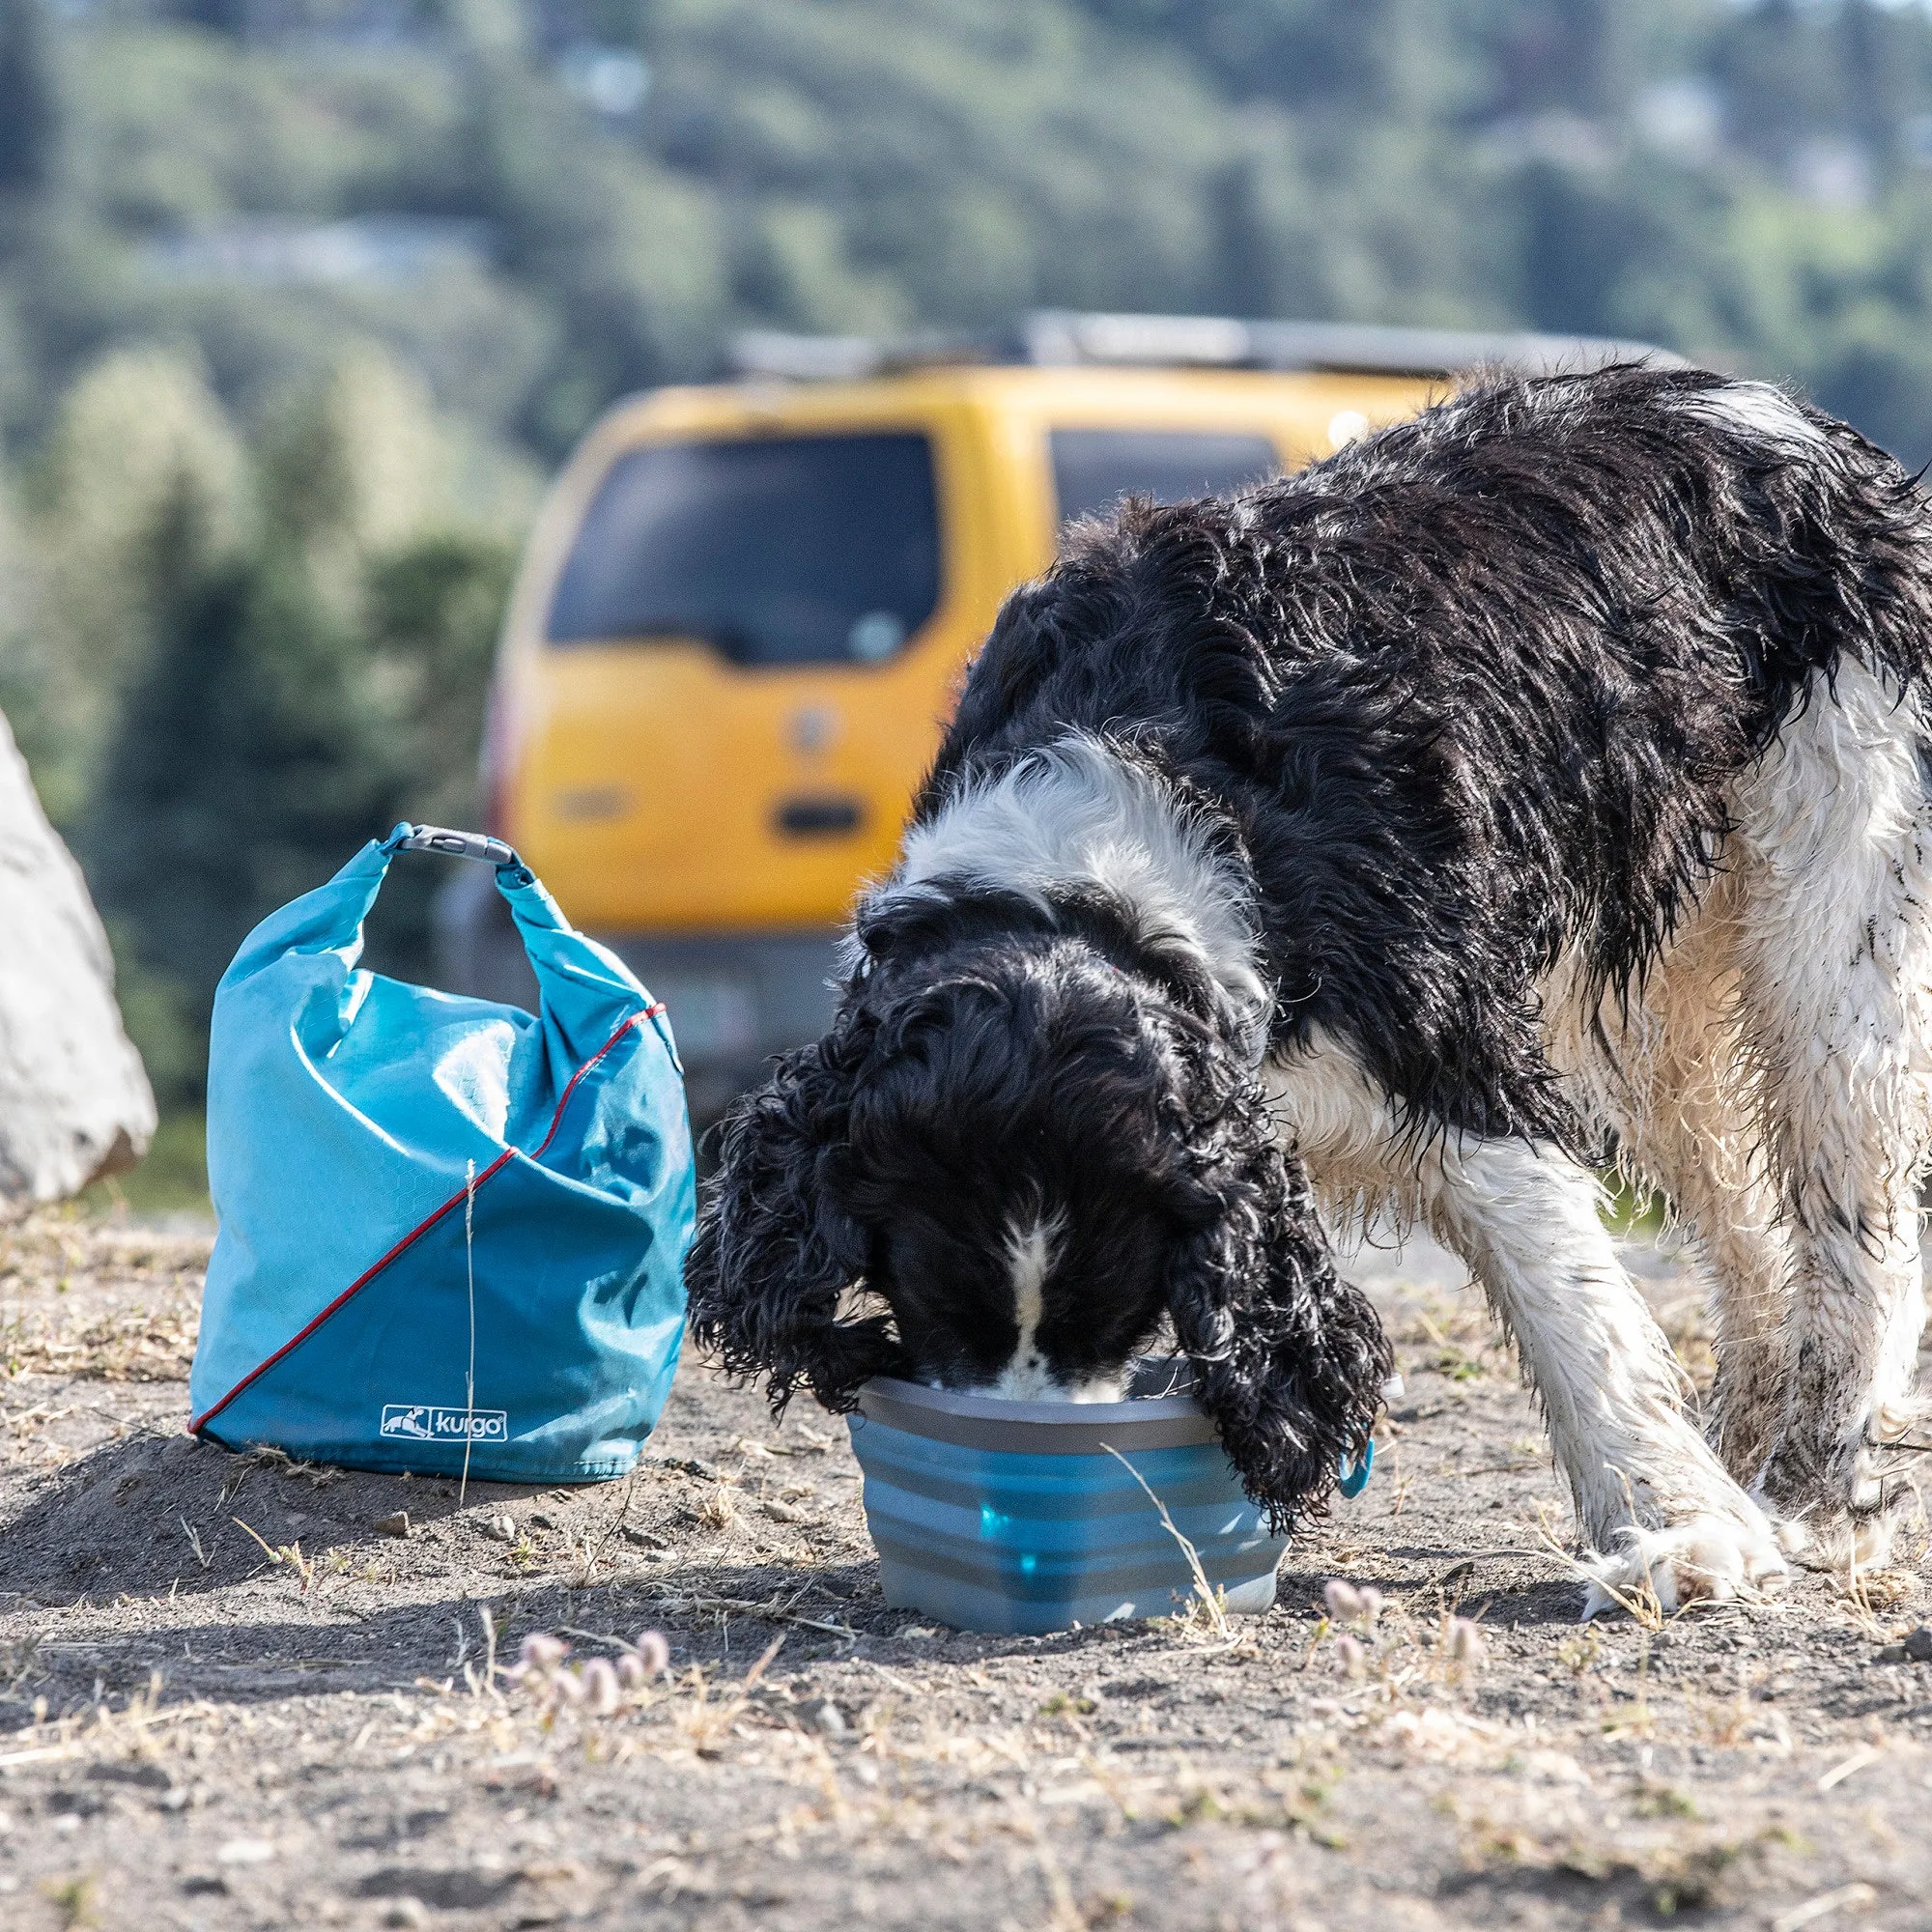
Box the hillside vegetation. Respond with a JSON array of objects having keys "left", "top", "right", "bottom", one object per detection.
[{"left": 2, "top": 0, "right": 1931, "bottom": 1115}]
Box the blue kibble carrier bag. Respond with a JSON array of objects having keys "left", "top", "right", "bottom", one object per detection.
[{"left": 188, "top": 825, "right": 694, "bottom": 1482}]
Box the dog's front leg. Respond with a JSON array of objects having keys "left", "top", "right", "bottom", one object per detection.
[{"left": 1427, "top": 1136, "right": 1788, "bottom": 1617}]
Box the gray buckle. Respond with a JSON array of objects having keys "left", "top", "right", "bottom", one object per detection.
[{"left": 395, "top": 824, "right": 524, "bottom": 870}]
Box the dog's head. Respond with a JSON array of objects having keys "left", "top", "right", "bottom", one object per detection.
[{"left": 685, "top": 903, "right": 1391, "bottom": 1529}]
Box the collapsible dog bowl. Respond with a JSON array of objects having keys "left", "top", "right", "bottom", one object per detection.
[{"left": 846, "top": 1360, "right": 1297, "bottom": 1634}]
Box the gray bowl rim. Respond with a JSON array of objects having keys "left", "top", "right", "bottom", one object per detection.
[{"left": 855, "top": 1359, "right": 1217, "bottom": 1454}]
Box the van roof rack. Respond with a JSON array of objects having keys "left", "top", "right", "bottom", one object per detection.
[{"left": 727, "top": 311, "right": 1684, "bottom": 383}]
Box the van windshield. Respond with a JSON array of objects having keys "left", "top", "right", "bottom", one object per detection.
[
  {"left": 1051, "top": 429, "right": 1279, "bottom": 528},
  {"left": 547, "top": 432, "right": 941, "bottom": 666}
]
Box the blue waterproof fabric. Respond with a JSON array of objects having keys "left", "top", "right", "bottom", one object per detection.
[{"left": 188, "top": 828, "right": 694, "bottom": 1481}]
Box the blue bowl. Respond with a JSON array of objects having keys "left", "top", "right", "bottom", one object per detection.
[{"left": 846, "top": 1359, "right": 1292, "bottom": 1634}]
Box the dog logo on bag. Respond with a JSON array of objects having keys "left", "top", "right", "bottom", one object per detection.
[{"left": 380, "top": 1404, "right": 507, "bottom": 1442}]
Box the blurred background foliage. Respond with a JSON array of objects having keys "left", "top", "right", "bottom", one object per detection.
[{"left": 2, "top": 0, "right": 1932, "bottom": 1178}]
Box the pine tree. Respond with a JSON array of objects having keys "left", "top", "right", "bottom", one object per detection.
[
  {"left": 0, "top": 0, "right": 57, "bottom": 197},
  {"left": 356, "top": 530, "right": 517, "bottom": 983},
  {"left": 85, "top": 484, "right": 407, "bottom": 1093}
]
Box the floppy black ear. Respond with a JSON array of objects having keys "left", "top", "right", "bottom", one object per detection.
[
  {"left": 685, "top": 1012, "right": 907, "bottom": 1415},
  {"left": 1165, "top": 1078, "right": 1391, "bottom": 1534}
]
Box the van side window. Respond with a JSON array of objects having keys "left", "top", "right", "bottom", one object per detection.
[
  {"left": 547, "top": 433, "right": 941, "bottom": 666},
  {"left": 1050, "top": 430, "right": 1279, "bottom": 530}
]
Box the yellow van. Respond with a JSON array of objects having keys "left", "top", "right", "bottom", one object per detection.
[{"left": 444, "top": 312, "right": 1671, "bottom": 1114}]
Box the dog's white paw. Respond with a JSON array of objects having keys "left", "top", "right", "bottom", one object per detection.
[
  {"left": 1580, "top": 1512, "right": 1789, "bottom": 1621},
  {"left": 1756, "top": 1427, "right": 1916, "bottom": 1575},
  {"left": 1771, "top": 1505, "right": 1895, "bottom": 1575}
]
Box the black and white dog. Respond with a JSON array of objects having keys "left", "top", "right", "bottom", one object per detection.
[{"left": 688, "top": 363, "right": 1932, "bottom": 1614}]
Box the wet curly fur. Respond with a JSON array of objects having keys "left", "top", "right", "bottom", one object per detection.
[
  {"left": 689, "top": 363, "right": 1932, "bottom": 1572},
  {"left": 696, "top": 894, "right": 1388, "bottom": 1527}
]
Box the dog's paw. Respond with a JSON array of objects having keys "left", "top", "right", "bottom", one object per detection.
[
  {"left": 1770, "top": 1505, "right": 1896, "bottom": 1575},
  {"left": 1580, "top": 1512, "right": 1789, "bottom": 1621},
  {"left": 1755, "top": 1427, "right": 1918, "bottom": 1575}
]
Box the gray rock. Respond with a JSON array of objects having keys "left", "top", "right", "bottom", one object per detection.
[
  {"left": 0, "top": 708, "right": 154, "bottom": 1201},
  {"left": 1874, "top": 1628, "right": 1932, "bottom": 1665}
]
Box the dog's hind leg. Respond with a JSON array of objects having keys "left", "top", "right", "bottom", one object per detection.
[
  {"left": 1423, "top": 1131, "right": 1787, "bottom": 1615},
  {"left": 1552, "top": 893, "right": 1798, "bottom": 1488},
  {"left": 1728, "top": 659, "right": 1932, "bottom": 1571},
  {"left": 1636, "top": 1091, "right": 1796, "bottom": 1490}
]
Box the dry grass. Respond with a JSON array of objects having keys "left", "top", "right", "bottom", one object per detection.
[
  {"left": 1099, "top": 1444, "right": 1237, "bottom": 1646},
  {"left": 0, "top": 1210, "right": 206, "bottom": 1383},
  {"left": 2, "top": 1294, "right": 198, "bottom": 1381},
  {"left": 1453, "top": 1788, "right": 1807, "bottom": 1922},
  {"left": 1392, "top": 1293, "right": 1503, "bottom": 1383},
  {"left": 40, "top": 1871, "right": 99, "bottom": 1929},
  {"left": 246, "top": 1442, "right": 343, "bottom": 1487},
  {"left": 4, "top": 1218, "right": 1931, "bottom": 1930},
  {"left": 697, "top": 1484, "right": 742, "bottom": 1532},
  {"left": 230, "top": 1515, "right": 317, "bottom": 1590}
]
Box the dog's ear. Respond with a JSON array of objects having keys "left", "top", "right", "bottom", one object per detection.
[
  {"left": 1163, "top": 1073, "right": 1391, "bottom": 1534},
  {"left": 685, "top": 1013, "right": 906, "bottom": 1416}
]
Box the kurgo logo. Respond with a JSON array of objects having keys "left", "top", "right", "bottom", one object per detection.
[{"left": 380, "top": 1404, "right": 508, "bottom": 1441}]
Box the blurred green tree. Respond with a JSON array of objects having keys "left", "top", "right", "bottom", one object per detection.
[
  {"left": 0, "top": 0, "right": 57, "bottom": 199},
  {"left": 84, "top": 482, "right": 406, "bottom": 1099},
  {"left": 357, "top": 528, "right": 518, "bottom": 982},
  {"left": 68, "top": 347, "right": 521, "bottom": 1100}
]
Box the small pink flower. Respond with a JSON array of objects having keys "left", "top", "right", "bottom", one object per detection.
[
  {"left": 519, "top": 1633, "right": 567, "bottom": 1670},
  {"left": 634, "top": 1631, "right": 670, "bottom": 1678},
  {"left": 1322, "top": 1579, "right": 1363, "bottom": 1623},
  {"left": 582, "top": 1657, "right": 621, "bottom": 1716},
  {"left": 1335, "top": 1634, "right": 1367, "bottom": 1678}
]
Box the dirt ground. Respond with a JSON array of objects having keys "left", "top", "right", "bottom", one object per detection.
[{"left": 5, "top": 1213, "right": 1932, "bottom": 1932}]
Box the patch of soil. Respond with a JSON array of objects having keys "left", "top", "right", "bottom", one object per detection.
[{"left": 3, "top": 1210, "right": 1932, "bottom": 1930}]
